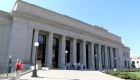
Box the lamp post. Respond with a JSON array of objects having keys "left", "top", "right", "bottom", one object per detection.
[
  {"left": 31, "top": 42, "right": 39, "bottom": 77},
  {"left": 127, "top": 59, "right": 129, "bottom": 69},
  {"left": 7, "top": 55, "right": 12, "bottom": 77},
  {"left": 65, "top": 50, "right": 68, "bottom": 70},
  {"left": 114, "top": 58, "right": 116, "bottom": 68},
  {"left": 137, "top": 61, "right": 139, "bottom": 68},
  {"left": 95, "top": 55, "right": 97, "bottom": 70}
]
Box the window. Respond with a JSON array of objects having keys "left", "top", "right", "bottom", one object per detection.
[
  {"left": 138, "top": 57, "right": 140, "bottom": 59},
  {"left": 123, "top": 53, "right": 126, "bottom": 57},
  {"left": 127, "top": 53, "right": 129, "bottom": 57}
]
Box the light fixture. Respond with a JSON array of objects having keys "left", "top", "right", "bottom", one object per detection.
[{"left": 34, "top": 42, "right": 39, "bottom": 47}]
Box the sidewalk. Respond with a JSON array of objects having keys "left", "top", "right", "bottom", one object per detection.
[
  {"left": 20, "top": 70, "right": 124, "bottom": 80},
  {"left": 0, "top": 70, "right": 32, "bottom": 80}
]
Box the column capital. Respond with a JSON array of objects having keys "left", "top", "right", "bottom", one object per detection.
[
  {"left": 98, "top": 44, "right": 101, "bottom": 46},
  {"left": 82, "top": 40, "right": 86, "bottom": 43},
  {"left": 72, "top": 37, "right": 76, "bottom": 40},
  {"left": 104, "top": 45, "right": 107, "bottom": 47},
  {"left": 48, "top": 32, "right": 53, "bottom": 35},
  {"left": 61, "top": 35, "right": 66, "bottom": 38},
  {"left": 34, "top": 28, "right": 39, "bottom": 32},
  {"left": 91, "top": 42, "right": 94, "bottom": 45}
]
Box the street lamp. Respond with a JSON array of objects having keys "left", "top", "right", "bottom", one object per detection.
[
  {"left": 114, "top": 58, "right": 116, "bottom": 68},
  {"left": 65, "top": 50, "right": 68, "bottom": 70},
  {"left": 95, "top": 55, "right": 97, "bottom": 57},
  {"left": 127, "top": 59, "right": 129, "bottom": 69},
  {"left": 7, "top": 55, "right": 12, "bottom": 77},
  {"left": 95, "top": 55, "right": 97, "bottom": 70},
  {"left": 137, "top": 61, "right": 139, "bottom": 68},
  {"left": 31, "top": 42, "right": 39, "bottom": 77}
]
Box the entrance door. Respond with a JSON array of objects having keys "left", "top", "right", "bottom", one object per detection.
[
  {"left": 94, "top": 46, "right": 97, "bottom": 70},
  {"left": 86, "top": 44, "right": 89, "bottom": 69},
  {"left": 77, "top": 43, "right": 80, "bottom": 63},
  {"left": 37, "top": 34, "right": 46, "bottom": 67},
  {"left": 52, "top": 37, "right": 59, "bottom": 68},
  {"left": 66, "top": 40, "right": 70, "bottom": 63}
]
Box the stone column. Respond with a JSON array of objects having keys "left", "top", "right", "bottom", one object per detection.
[
  {"left": 32, "top": 29, "right": 39, "bottom": 64},
  {"left": 60, "top": 35, "right": 66, "bottom": 68},
  {"left": 72, "top": 38, "right": 76, "bottom": 63},
  {"left": 115, "top": 48, "right": 118, "bottom": 69},
  {"left": 105, "top": 45, "right": 108, "bottom": 69},
  {"left": 91, "top": 42, "right": 95, "bottom": 70},
  {"left": 98, "top": 44, "right": 102, "bottom": 70},
  {"left": 82, "top": 40, "right": 86, "bottom": 67},
  {"left": 102, "top": 47, "right": 104, "bottom": 65},
  {"left": 45, "top": 34, "right": 48, "bottom": 65},
  {"left": 128, "top": 52, "right": 131, "bottom": 69},
  {"left": 110, "top": 47, "right": 114, "bottom": 69},
  {"left": 47, "top": 32, "right": 53, "bottom": 68}
]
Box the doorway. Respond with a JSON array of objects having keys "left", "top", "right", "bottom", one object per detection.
[
  {"left": 52, "top": 37, "right": 59, "bottom": 68},
  {"left": 37, "top": 34, "right": 46, "bottom": 67},
  {"left": 77, "top": 43, "right": 80, "bottom": 63},
  {"left": 86, "top": 44, "right": 89, "bottom": 69},
  {"left": 66, "top": 40, "right": 70, "bottom": 63}
]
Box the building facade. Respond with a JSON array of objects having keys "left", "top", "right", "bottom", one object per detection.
[
  {"left": 131, "top": 56, "right": 140, "bottom": 68},
  {"left": 0, "top": 0, "right": 130, "bottom": 71}
]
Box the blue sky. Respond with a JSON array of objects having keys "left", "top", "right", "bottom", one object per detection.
[{"left": 0, "top": 0, "right": 139, "bottom": 56}]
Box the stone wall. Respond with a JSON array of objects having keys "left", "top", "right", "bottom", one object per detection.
[{"left": 0, "top": 11, "right": 12, "bottom": 73}]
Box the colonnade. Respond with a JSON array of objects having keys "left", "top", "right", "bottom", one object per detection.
[{"left": 32, "top": 29, "right": 119, "bottom": 70}]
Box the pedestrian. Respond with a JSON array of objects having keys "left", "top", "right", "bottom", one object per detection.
[
  {"left": 15, "top": 59, "right": 23, "bottom": 80},
  {"left": 77, "top": 62, "right": 80, "bottom": 70},
  {"left": 74, "top": 62, "right": 76, "bottom": 70},
  {"left": 102, "top": 65, "right": 105, "bottom": 70},
  {"left": 80, "top": 63, "right": 83, "bottom": 70},
  {"left": 67, "top": 62, "right": 70, "bottom": 70},
  {"left": 90, "top": 65, "right": 93, "bottom": 70}
]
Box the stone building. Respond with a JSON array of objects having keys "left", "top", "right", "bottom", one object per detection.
[{"left": 0, "top": 0, "right": 130, "bottom": 71}]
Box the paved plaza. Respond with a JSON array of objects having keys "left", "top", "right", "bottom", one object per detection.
[{"left": 20, "top": 70, "right": 123, "bottom": 80}]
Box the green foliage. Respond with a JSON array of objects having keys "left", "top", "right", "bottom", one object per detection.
[
  {"left": 130, "top": 72, "right": 140, "bottom": 77},
  {"left": 106, "top": 69, "right": 140, "bottom": 80},
  {"left": 117, "top": 72, "right": 130, "bottom": 79}
]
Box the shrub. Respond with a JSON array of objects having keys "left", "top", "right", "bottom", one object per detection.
[
  {"left": 129, "top": 74, "right": 137, "bottom": 80},
  {"left": 136, "top": 77, "right": 140, "bottom": 80},
  {"left": 117, "top": 72, "right": 130, "bottom": 79},
  {"left": 106, "top": 69, "right": 140, "bottom": 79}
]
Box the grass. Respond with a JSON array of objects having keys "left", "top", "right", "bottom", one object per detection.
[
  {"left": 21, "top": 70, "right": 29, "bottom": 73},
  {"left": 130, "top": 72, "right": 140, "bottom": 77}
]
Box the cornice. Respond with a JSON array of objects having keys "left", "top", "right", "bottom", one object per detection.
[
  {"left": 0, "top": 10, "right": 12, "bottom": 20},
  {"left": 123, "top": 46, "right": 130, "bottom": 50},
  {"left": 16, "top": 0, "right": 121, "bottom": 38},
  {"left": 11, "top": 10, "right": 123, "bottom": 46}
]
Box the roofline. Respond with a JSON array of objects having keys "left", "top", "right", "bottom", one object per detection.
[{"left": 17, "top": 0, "right": 121, "bottom": 39}]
